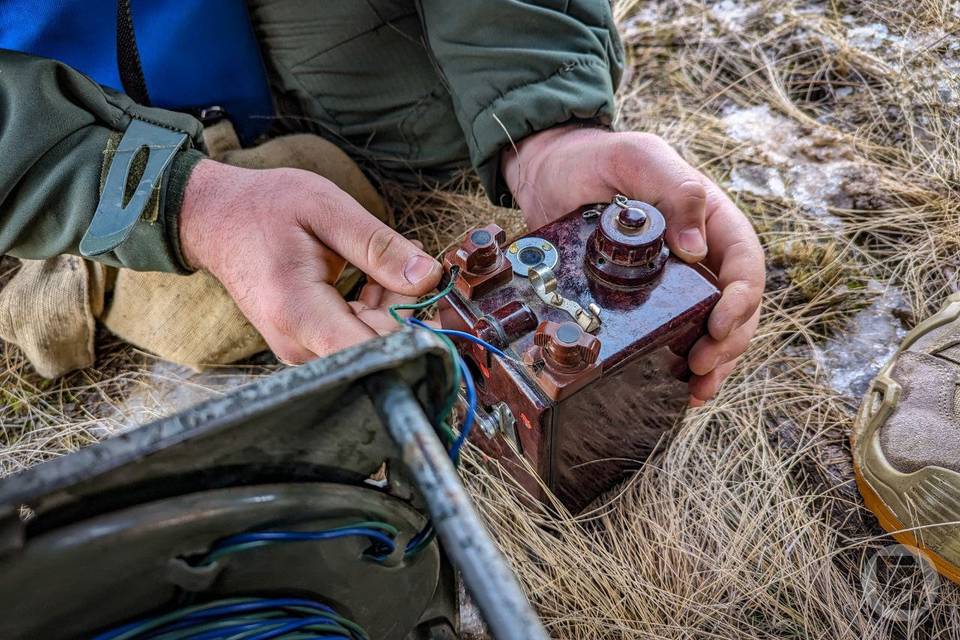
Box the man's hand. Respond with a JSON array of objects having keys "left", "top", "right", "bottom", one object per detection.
[
  {"left": 178, "top": 159, "right": 441, "bottom": 364},
  {"left": 502, "top": 126, "right": 765, "bottom": 404}
]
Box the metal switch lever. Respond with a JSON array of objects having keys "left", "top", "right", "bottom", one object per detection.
[{"left": 527, "top": 264, "right": 601, "bottom": 332}]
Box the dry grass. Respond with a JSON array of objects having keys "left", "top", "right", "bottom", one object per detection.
[
  {"left": 460, "top": 2, "right": 960, "bottom": 637},
  {"left": 3, "top": 1, "right": 960, "bottom": 637}
]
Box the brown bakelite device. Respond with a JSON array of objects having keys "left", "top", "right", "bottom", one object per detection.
[{"left": 439, "top": 196, "right": 720, "bottom": 512}]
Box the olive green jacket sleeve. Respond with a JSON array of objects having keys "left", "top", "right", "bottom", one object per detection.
[
  {"left": 416, "top": 0, "right": 624, "bottom": 206},
  {"left": 0, "top": 50, "right": 206, "bottom": 273}
]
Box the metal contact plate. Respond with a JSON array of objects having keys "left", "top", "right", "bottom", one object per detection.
[{"left": 506, "top": 237, "right": 559, "bottom": 277}]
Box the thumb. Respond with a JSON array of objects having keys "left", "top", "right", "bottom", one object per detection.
[
  {"left": 658, "top": 178, "right": 708, "bottom": 263},
  {"left": 595, "top": 133, "right": 709, "bottom": 263},
  {"left": 303, "top": 184, "right": 442, "bottom": 296}
]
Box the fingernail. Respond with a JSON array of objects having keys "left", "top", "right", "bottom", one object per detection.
[
  {"left": 404, "top": 255, "right": 437, "bottom": 285},
  {"left": 678, "top": 228, "right": 706, "bottom": 256}
]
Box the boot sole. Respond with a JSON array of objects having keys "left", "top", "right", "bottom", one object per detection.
[
  {"left": 851, "top": 291, "right": 960, "bottom": 585},
  {"left": 852, "top": 457, "right": 960, "bottom": 584}
]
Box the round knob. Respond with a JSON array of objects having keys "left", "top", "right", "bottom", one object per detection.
[
  {"left": 617, "top": 206, "right": 648, "bottom": 230},
  {"left": 451, "top": 224, "right": 507, "bottom": 275},
  {"left": 585, "top": 197, "right": 669, "bottom": 288},
  {"left": 533, "top": 321, "right": 600, "bottom": 373},
  {"left": 595, "top": 200, "right": 664, "bottom": 264}
]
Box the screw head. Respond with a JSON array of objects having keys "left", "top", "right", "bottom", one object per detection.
[
  {"left": 616, "top": 206, "right": 648, "bottom": 231},
  {"left": 470, "top": 229, "right": 494, "bottom": 246},
  {"left": 555, "top": 322, "right": 582, "bottom": 344}
]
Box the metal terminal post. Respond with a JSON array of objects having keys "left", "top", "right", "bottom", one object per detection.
[
  {"left": 528, "top": 264, "right": 601, "bottom": 332},
  {"left": 472, "top": 400, "right": 520, "bottom": 451}
]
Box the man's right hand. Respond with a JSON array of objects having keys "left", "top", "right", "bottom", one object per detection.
[{"left": 178, "top": 159, "right": 442, "bottom": 364}]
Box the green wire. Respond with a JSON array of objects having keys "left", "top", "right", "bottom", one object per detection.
[
  {"left": 151, "top": 615, "right": 292, "bottom": 640},
  {"left": 200, "top": 540, "right": 274, "bottom": 564},
  {"left": 151, "top": 618, "right": 246, "bottom": 640},
  {"left": 103, "top": 601, "right": 221, "bottom": 640},
  {"left": 221, "top": 621, "right": 352, "bottom": 640},
  {"left": 425, "top": 329, "right": 462, "bottom": 451},
  {"left": 386, "top": 268, "right": 459, "bottom": 325},
  {"left": 387, "top": 269, "right": 463, "bottom": 458},
  {"left": 387, "top": 269, "right": 470, "bottom": 560},
  {"left": 286, "top": 605, "right": 369, "bottom": 640}
]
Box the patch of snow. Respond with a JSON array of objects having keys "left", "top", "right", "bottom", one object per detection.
[
  {"left": 709, "top": 0, "right": 756, "bottom": 30},
  {"left": 813, "top": 281, "right": 908, "bottom": 397},
  {"left": 784, "top": 163, "right": 849, "bottom": 226},
  {"left": 721, "top": 104, "right": 851, "bottom": 227},
  {"left": 723, "top": 105, "right": 793, "bottom": 159},
  {"left": 727, "top": 165, "right": 787, "bottom": 199},
  {"left": 846, "top": 23, "right": 901, "bottom": 51},
  {"left": 842, "top": 20, "right": 960, "bottom": 84}
]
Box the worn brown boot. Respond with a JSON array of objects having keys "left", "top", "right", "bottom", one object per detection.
[{"left": 853, "top": 293, "right": 960, "bottom": 583}]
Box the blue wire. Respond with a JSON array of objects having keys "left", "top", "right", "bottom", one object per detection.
[
  {"left": 404, "top": 524, "right": 434, "bottom": 553},
  {"left": 92, "top": 620, "right": 140, "bottom": 640},
  {"left": 181, "top": 599, "right": 337, "bottom": 619},
  {"left": 91, "top": 598, "right": 354, "bottom": 640},
  {"left": 182, "top": 622, "right": 266, "bottom": 640},
  {"left": 400, "top": 320, "right": 480, "bottom": 553},
  {"left": 141, "top": 616, "right": 258, "bottom": 634},
  {"left": 245, "top": 618, "right": 351, "bottom": 640},
  {"left": 448, "top": 356, "right": 476, "bottom": 464},
  {"left": 406, "top": 318, "right": 510, "bottom": 360},
  {"left": 403, "top": 318, "right": 484, "bottom": 463},
  {"left": 214, "top": 529, "right": 395, "bottom": 553}
]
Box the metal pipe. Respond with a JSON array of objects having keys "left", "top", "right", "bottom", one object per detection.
[{"left": 363, "top": 371, "right": 549, "bottom": 640}]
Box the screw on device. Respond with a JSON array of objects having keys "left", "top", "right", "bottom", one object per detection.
[
  {"left": 585, "top": 195, "right": 670, "bottom": 288},
  {"left": 443, "top": 224, "right": 513, "bottom": 298},
  {"left": 449, "top": 225, "right": 505, "bottom": 276},
  {"left": 533, "top": 321, "right": 601, "bottom": 373}
]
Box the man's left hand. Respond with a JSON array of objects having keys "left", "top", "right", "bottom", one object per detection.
[{"left": 501, "top": 125, "right": 765, "bottom": 405}]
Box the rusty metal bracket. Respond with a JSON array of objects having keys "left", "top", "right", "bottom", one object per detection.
[{"left": 365, "top": 371, "right": 548, "bottom": 640}]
